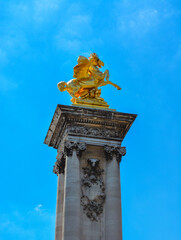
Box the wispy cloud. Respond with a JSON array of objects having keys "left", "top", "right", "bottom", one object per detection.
[
  {"left": 0, "top": 212, "right": 34, "bottom": 238},
  {"left": 114, "top": 1, "right": 179, "bottom": 37},
  {"left": 55, "top": 12, "right": 93, "bottom": 52},
  {"left": 34, "top": 204, "right": 43, "bottom": 212},
  {"left": 0, "top": 1, "right": 102, "bottom": 59},
  {"left": 0, "top": 0, "right": 63, "bottom": 63},
  {"left": 8, "top": 0, "right": 61, "bottom": 24},
  {"left": 33, "top": 0, "right": 61, "bottom": 23},
  {"left": 0, "top": 76, "right": 18, "bottom": 92},
  {"left": 55, "top": 3, "right": 103, "bottom": 53},
  {"left": 118, "top": 8, "right": 159, "bottom": 34},
  {"left": 63, "top": 15, "right": 92, "bottom": 37},
  {"left": 0, "top": 207, "right": 55, "bottom": 240},
  {"left": 0, "top": 49, "right": 7, "bottom": 63}
]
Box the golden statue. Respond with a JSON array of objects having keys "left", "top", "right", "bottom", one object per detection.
[{"left": 57, "top": 53, "right": 121, "bottom": 108}]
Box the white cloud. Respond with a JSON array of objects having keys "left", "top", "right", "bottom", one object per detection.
[
  {"left": 118, "top": 8, "right": 160, "bottom": 35},
  {"left": 34, "top": 204, "right": 43, "bottom": 212},
  {"left": 114, "top": 1, "right": 179, "bottom": 37},
  {"left": 0, "top": 1, "right": 100, "bottom": 58}
]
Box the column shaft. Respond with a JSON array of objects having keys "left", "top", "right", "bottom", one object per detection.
[
  {"left": 62, "top": 150, "right": 81, "bottom": 240},
  {"left": 105, "top": 155, "right": 122, "bottom": 240},
  {"left": 55, "top": 173, "right": 64, "bottom": 240}
]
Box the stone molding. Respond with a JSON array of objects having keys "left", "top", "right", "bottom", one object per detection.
[
  {"left": 104, "top": 145, "right": 126, "bottom": 162},
  {"left": 44, "top": 104, "right": 137, "bottom": 149},
  {"left": 53, "top": 141, "right": 86, "bottom": 175},
  {"left": 66, "top": 117, "right": 127, "bottom": 129}
]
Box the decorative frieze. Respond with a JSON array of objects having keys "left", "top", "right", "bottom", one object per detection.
[
  {"left": 67, "top": 125, "right": 124, "bottom": 139},
  {"left": 81, "top": 159, "right": 106, "bottom": 222},
  {"left": 104, "top": 145, "right": 126, "bottom": 162}
]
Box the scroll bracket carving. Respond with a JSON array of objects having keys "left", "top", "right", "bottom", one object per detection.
[
  {"left": 53, "top": 141, "right": 86, "bottom": 175},
  {"left": 104, "top": 145, "right": 126, "bottom": 162},
  {"left": 64, "top": 141, "right": 86, "bottom": 157}
]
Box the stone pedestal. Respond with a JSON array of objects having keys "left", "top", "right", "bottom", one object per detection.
[{"left": 44, "top": 105, "right": 136, "bottom": 240}]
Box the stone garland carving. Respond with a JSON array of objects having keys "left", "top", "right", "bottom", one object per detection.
[
  {"left": 104, "top": 145, "right": 126, "bottom": 162},
  {"left": 67, "top": 125, "right": 123, "bottom": 139},
  {"left": 81, "top": 159, "right": 106, "bottom": 222},
  {"left": 53, "top": 141, "right": 86, "bottom": 175}
]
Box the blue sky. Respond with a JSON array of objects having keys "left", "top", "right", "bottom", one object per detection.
[{"left": 0, "top": 0, "right": 180, "bottom": 239}]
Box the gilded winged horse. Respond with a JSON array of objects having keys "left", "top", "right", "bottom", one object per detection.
[{"left": 57, "top": 53, "right": 121, "bottom": 107}]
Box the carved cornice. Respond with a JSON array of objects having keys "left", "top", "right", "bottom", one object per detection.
[
  {"left": 44, "top": 104, "right": 137, "bottom": 149},
  {"left": 64, "top": 141, "right": 86, "bottom": 157},
  {"left": 104, "top": 145, "right": 126, "bottom": 162}
]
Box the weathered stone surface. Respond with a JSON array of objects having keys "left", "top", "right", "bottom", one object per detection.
[
  {"left": 80, "top": 145, "right": 106, "bottom": 240},
  {"left": 105, "top": 155, "right": 122, "bottom": 240},
  {"left": 55, "top": 173, "right": 64, "bottom": 240},
  {"left": 63, "top": 150, "right": 81, "bottom": 240},
  {"left": 44, "top": 104, "right": 137, "bottom": 149},
  {"left": 44, "top": 105, "right": 137, "bottom": 240}
]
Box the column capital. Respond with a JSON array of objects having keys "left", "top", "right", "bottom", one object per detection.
[
  {"left": 104, "top": 145, "right": 126, "bottom": 162},
  {"left": 53, "top": 141, "right": 86, "bottom": 175},
  {"left": 64, "top": 141, "right": 86, "bottom": 157}
]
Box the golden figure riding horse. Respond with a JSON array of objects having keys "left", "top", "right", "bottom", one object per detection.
[{"left": 57, "top": 53, "right": 121, "bottom": 108}]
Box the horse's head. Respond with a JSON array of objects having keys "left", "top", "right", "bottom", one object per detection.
[
  {"left": 57, "top": 81, "right": 67, "bottom": 92},
  {"left": 89, "top": 53, "right": 104, "bottom": 68}
]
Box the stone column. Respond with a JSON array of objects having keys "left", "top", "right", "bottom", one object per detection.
[
  {"left": 55, "top": 173, "right": 64, "bottom": 240},
  {"left": 62, "top": 141, "right": 86, "bottom": 240},
  {"left": 53, "top": 153, "right": 65, "bottom": 240},
  {"left": 104, "top": 146, "right": 126, "bottom": 240}
]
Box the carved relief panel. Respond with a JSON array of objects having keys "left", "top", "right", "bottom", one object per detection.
[{"left": 80, "top": 158, "right": 106, "bottom": 222}]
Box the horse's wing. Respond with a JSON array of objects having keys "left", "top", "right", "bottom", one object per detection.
[{"left": 73, "top": 56, "right": 90, "bottom": 79}]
